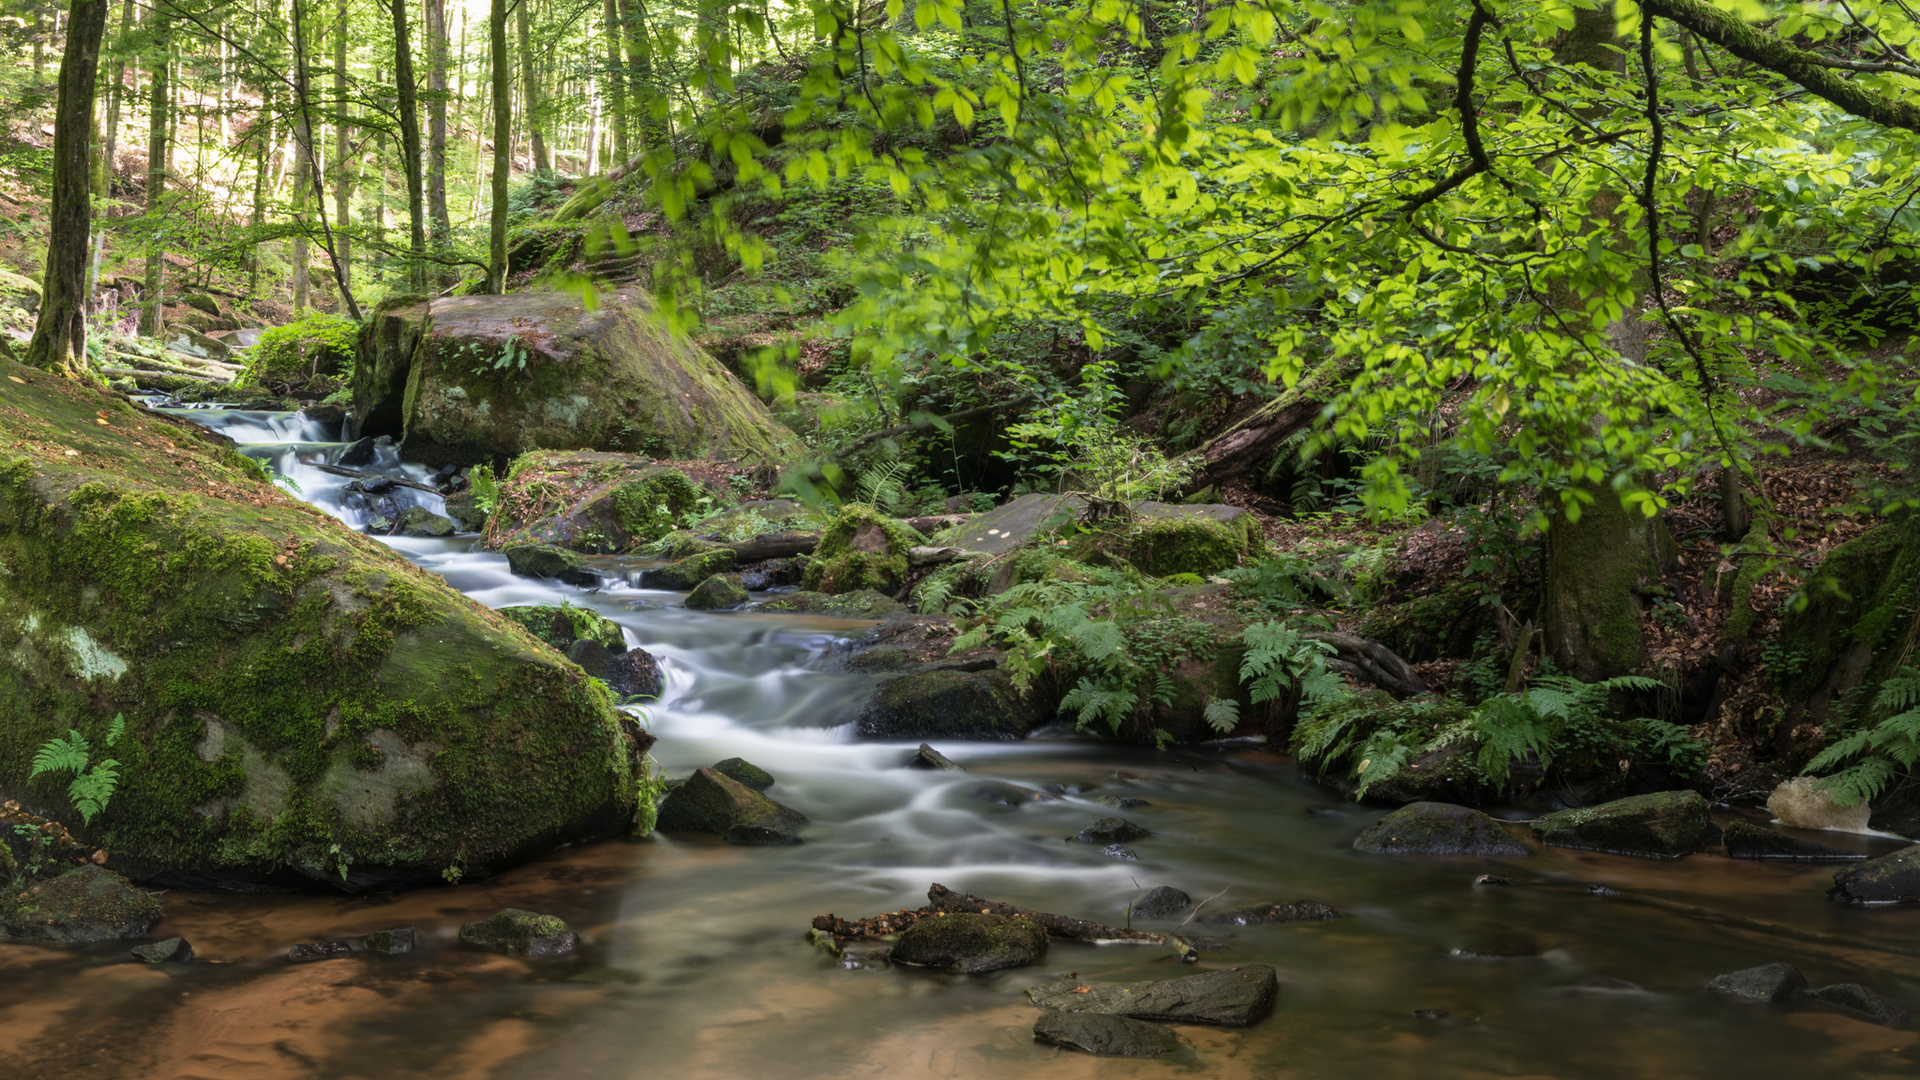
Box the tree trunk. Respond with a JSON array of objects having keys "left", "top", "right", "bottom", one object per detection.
[
  {"left": 249, "top": 75, "right": 274, "bottom": 297},
  {"left": 515, "top": 0, "right": 548, "bottom": 172},
  {"left": 290, "top": 0, "right": 360, "bottom": 318},
  {"left": 140, "top": 17, "right": 168, "bottom": 337},
  {"left": 25, "top": 0, "right": 111, "bottom": 378},
  {"left": 487, "top": 0, "right": 509, "bottom": 292},
  {"left": 332, "top": 0, "right": 351, "bottom": 289},
  {"left": 618, "top": 0, "right": 654, "bottom": 148},
  {"left": 425, "top": 0, "right": 452, "bottom": 278},
  {"left": 95, "top": 0, "right": 132, "bottom": 199},
  {"left": 585, "top": 82, "right": 600, "bottom": 175},
  {"left": 389, "top": 0, "right": 427, "bottom": 292},
  {"left": 601, "top": 0, "right": 627, "bottom": 163}
]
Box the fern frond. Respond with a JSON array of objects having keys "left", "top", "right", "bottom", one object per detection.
[
  {"left": 31, "top": 731, "right": 90, "bottom": 779},
  {"left": 1203, "top": 697, "right": 1240, "bottom": 733},
  {"left": 1874, "top": 670, "right": 1920, "bottom": 713},
  {"left": 104, "top": 713, "right": 126, "bottom": 747},
  {"left": 1813, "top": 758, "right": 1897, "bottom": 807},
  {"left": 1473, "top": 697, "right": 1553, "bottom": 787},
  {"left": 1059, "top": 679, "right": 1139, "bottom": 735},
  {"left": 69, "top": 760, "right": 119, "bottom": 825},
  {"left": 1352, "top": 739, "right": 1413, "bottom": 799}
]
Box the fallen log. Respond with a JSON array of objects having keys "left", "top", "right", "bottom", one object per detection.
[
  {"left": 904, "top": 514, "right": 968, "bottom": 535},
  {"left": 1305, "top": 631, "right": 1427, "bottom": 698},
  {"left": 720, "top": 531, "right": 818, "bottom": 561},
  {"left": 312, "top": 463, "right": 443, "bottom": 497},
  {"left": 926, "top": 883, "right": 1165, "bottom": 944},
  {"left": 101, "top": 367, "right": 222, "bottom": 391},
  {"left": 1181, "top": 357, "right": 1353, "bottom": 495}
]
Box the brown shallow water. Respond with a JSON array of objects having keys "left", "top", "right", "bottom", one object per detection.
[{"left": 6, "top": 411, "right": 1917, "bottom": 1080}]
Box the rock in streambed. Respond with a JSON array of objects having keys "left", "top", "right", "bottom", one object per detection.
[
  {"left": 1032, "top": 1011, "right": 1184, "bottom": 1057},
  {"left": 1354, "top": 802, "right": 1531, "bottom": 857},
  {"left": 889, "top": 913, "right": 1048, "bottom": 974},
  {"left": 1528, "top": 790, "right": 1712, "bottom": 859},
  {"left": 655, "top": 768, "right": 806, "bottom": 844},
  {"left": 460, "top": 909, "right": 578, "bottom": 958},
  {"left": 1830, "top": 844, "right": 1920, "bottom": 903},
  {"left": 0, "top": 866, "right": 161, "bottom": 946},
  {"left": 1027, "top": 965, "right": 1279, "bottom": 1026}
]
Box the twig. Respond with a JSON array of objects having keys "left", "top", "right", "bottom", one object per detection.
[{"left": 1174, "top": 885, "right": 1232, "bottom": 930}]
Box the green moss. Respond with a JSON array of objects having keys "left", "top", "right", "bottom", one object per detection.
[
  {"left": 1772, "top": 517, "right": 1920, "bottom": 703},
  {"left": 759, "top": 589, "right": 909, "bottom": 618},
  {"left": 1528, "top": 790, "right": 1711, "bottom": 859},
  {"left": 497, "top": 603, "right": 626, "bottom": 652},
  {"left": 647, "top": 548, "right": 737, "bottom": 590},
  {"left": 611, "top": 470, "right": 706, "bottom": 542},
  {"left": 1542, "top": 486, "right": 1675, "bottom": 680},
  {"left": 802, "top": 504, "right": 923, "bottom": 594}
]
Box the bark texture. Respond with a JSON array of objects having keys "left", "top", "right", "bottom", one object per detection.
[{"left": 25, "top": 0, "right": 111, "bottom": 378}]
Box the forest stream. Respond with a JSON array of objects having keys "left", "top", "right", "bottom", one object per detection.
[{"left": 1, "top": 404, "right": 1915, "bottom": 1080}]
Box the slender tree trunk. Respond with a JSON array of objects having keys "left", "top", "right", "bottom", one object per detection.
[
  {"left": 425, "top": 0, "right": 451, "bottom": 280},
  {"left": 618, "top": 0, "right": 654, "bottom": 150},
  {"left": 601, "top": 0, "right": 627, "bottom": 164},
  {"left": 95, "top": 0, "right": 132, "bottom": 198},
  {"left": 487, "top": 0, "right": 509, "bottom": 292},
  {"left": 250, "top": 76, "right": 274, "bottom": 297},
  {"left": 585, "top": 82, "right": 599, "bottom": 175},
  {"left": 141, "top": 16, "right": 169, "bottom": 337},
  {"left": 390, "top": 0, "right": 427, "bottom": 292},
  {"left": 290, "top": 0, "right": 360, "bottom": 318},
  {"left": 470, "top": 22, "right": 487, "bottom": 226},
  {"left": 25, "top": 0, "right": 111, "bottom": 378},
  {"left": 34, "top": 10, "right": 47, "bottom": 83},
  {"left": 332, "top": 0, "right": 351, "bottom": 288},
  {"left": 515, "top": 0, "right": 548, "bottom": 172}
]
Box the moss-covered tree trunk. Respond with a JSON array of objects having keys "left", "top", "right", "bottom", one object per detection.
[
  {"left": 515, "top": 0, "right": 548, "bottom": 172},
  {"left": 140, "top": 16, "right": 168, "bottom": 337},
  {"left": 389, "top": 0, "right": 428, "bottom": 292},
  {"left": 24, "top": 0, "right": 111, "bottom": 379},
  {"left": 1542, "top": 483, "right": 1676, "bottom": 681},
  {"left": 487, "top": 0, "right": 510, "bottom": 293}
]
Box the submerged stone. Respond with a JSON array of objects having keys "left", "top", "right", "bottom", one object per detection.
[
  {"left": 1067, "top": 817, "right": 1151, "bottom": 844},
  {"left": 1528, "top": 790, "right": 1712, "bottom": 859},
  {"left": 1204, "top": 901, "right": 1339, "bottom": 926},
  {"left": 460, "top": 909, "right": 578, "bottom": 958},
  {"left": 1354, "top": 802, "right": 1532, "bottom": 857},
  {"left": 1032, "top": 1011, "right": 1183, "bottom": 1057},
  {"left": 712, "top": 758, "right": 776, "bottom": 792},
  {"left": 889, "top": 913, "right": 1047, "bottom": 974},
  {"left": 131, "top": 936, "right": 194, "bottom": 964},
  {"left": 1097, "top": 795, "right": 1151, "bottom": 809},
  {"left": 0, "top": 866, "right": 161, "bottom": 946},
  {"left": 1721, "top": 820, "right": 1864, "bottom": 862},
  {"left": 1830, "top": 845, "right": 1920, "bottom": 903},
  {"left": 1027, "top": 965, "right": 1279, "bottom": 1026},
  {"left": 686, "top": 573, "right": 749, "bottom": 610},
  {"left": 640, "top": 549, "right": 737, "bottom": 591},
  {"left": 1130, "top": 886, "right": 1192, "bottom": 919},
  {"left": 655, "top": 768, "right": 806, "bottom": 840},
  {"left": 1807, "top": 983, "right": 1909, "bottom": 1026},
  {"left": 1707, "top": 962, "right": 1805, "bottom": 1003},
  {"left": 1101, "top": 844, "right": 1139, "bottom": 861},
  {"left": 289, "top": 940, "right": 356, "bottom": 962},
  {"left": 360, "top": 926, "right": 414, "bottom": 955}
]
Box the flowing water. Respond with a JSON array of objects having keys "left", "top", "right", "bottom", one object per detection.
[{"left": 5, "top": 407, "right": 1920, "bottom": 1080}]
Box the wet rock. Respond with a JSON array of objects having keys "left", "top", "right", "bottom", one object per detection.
[
  {"left": 640, "top": 549, "right": 737, "bottom": 591},
  {"left": 889, "top": 913, "right": 1047, "bottom": 974},
  {"left": 1067, "top": 817, "right": 1151, "bottom": 844},
  {"left": 1102, "top": 845, "right": 1139, "bottom": 861},
  {"left": 712, "top": 758, "right": 775, "bottom": 792},
  {"left": 1767, "top": 776, "right": 1871, "bottom": 834},
  {"left": 855, "top": 668, "right": 1038, "bottom": 741},
  {"left": 757, "top": 589, "right": 909, "bottom": 618},
  {"left": 0, "top": 866, "right": 161, "bottom": 946},
  {"left": 1032, "top": 1011, "right": 1183, "bottom": 1057},
  {"left": 1205, "top": 900, "right": 1340, "bottom": 925},
  {"left": 1528, "top": 790, "right": 1712, "bottom": 859},
  {"left": 1097, "top": 795, "right": 1150, "bottom": 810},
  {"left": 288, "top": 940, "right": 357, "bottom": 962},
  {"left": 1355, "top": 802, "right": 1532, "bottom": 857},
  {"left": 1721, "top": 820, "right": 1864, "bottom": 862},
  {"left": 1449, "top": 931, "right": 1542, "bottom": 959},
  {"left": 443, "top": 489, "right": 487, "bottom": 531},
  {"left": 686, "top": 573, "right": 749, "bottom": 610},
  {"left": 655, "top": 767, "right": 807, "bottom": 841},
  {"left": 393, "top": 506, "right": 456, "bottom": 538},
  {"left": 482, "top": 455, "right": 708, "bottom": 553},
  {"left": 337, "top": 435, "right": 388, "bottom": 467},
  {"left": 164, "top": 325, "right": 233, "bottom": 362},
  {"left": 906, "top": 744, "right": 961, "bottom": 770},
  {"left": 1707, "top": 962, "right": 1805, "bottom": 1003},
  {"left": 566, "top": 638, "right": 615, "bottom": 681},
  {"left": 1130, "top": 886, "right": 1192, "bottom": 919},
  {"left": 360, "top": 927, "right": 414, "bottom": 955},
  {"left": 505, "top": 543, "right": 597, "bottom": 585},
  {"left": 131, "top": 936, "right": 194, "bottom": 964},
  {"left": 738, "top": 558, "right": 803, "bottom": 591},
  {"left": 459, "top": 909, "right": 579, "bottom": 958},
  {"left": 365, "top": 513, "right": 397, "bottom": 535},
  {"left": 969, "top": 782, "right": 1056, "bottom": 807},
  {"left": 498, "top": 603, "right": 626, "bottom": 652},
  {"left": 1807, "top": 983, "right": 1909, "bottom": 1026},
  {"left": 721, "top": 824, "right": 804, "bottom": 845},
  {"left": 1027, "top": 965, "right": 1279, "bottom": 1026},
  {"left": 604, "top": 648, "right": 664, "bottom": 700},
  {"left": 1830, "top": 844, "right": 1920, "bottom": 903}
]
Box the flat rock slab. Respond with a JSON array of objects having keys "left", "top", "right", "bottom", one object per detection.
[
  {"left": 1528, "top": 790, "right": 1712, "bottom": 859},
  {"left": 131, "top": 936, "right": 194, "bottom": 964},
  {"left": 929, "top": 493, "right": 1253, "bottom": 556},
  {"left": 1204, "top": 901, "right": 1339, "bottom": 926},
  {"left": 1027, "top": 965, "right": 1279, "bottom": 1026},
  {"left": 1721, "top": 820, "right": 1863, "bottom": 862},
  {"left": 0, "top": 866, "right": 161, "bottom": 946},
  {"left": 890, "top": 913, "right": 1047, "bottom": 974},
  {"left": 1708, "top": 962, "right": 1806, "bottom": 1003},
  {"left": 1808, "top": 983, "right": 1910, "bottom": 1026},
  {"left": 1067, "top": 817, "right": 1151, "bottom": 844},
  {"left": 1032, "top": 1011, "right": 1183, "bottom": 1057},
  {"left": 1355, "top": 802, "right": 1532, "bottom": 857},
  {"left": 907, "top": 744, "right": 961, "bottom": 770},
  {"left": 459, "top": 908, "right": 578, "bottom": 958},
  {"left": 1830, "top": 844, "right": 1920, "bottom": 903},
  {"left": 855, "top": 668, "right": 1039, "bottom": 740}
]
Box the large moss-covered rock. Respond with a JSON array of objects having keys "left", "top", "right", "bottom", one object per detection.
[
  {"left": 757, "top": 589, "right": 909, "bottom": 618},
  {"left": 889, "top": 912, "right": 1047, "bottom": 973},
  {"left": 686, "top": 574, "right": 749, "bottom": 610},
  {"left": 1528, "top": 790, "right": 1711, "bottom": 859},
  {"left": 639, "top": 548, "right": 736, "bottom": 590},
  {"left": 854, "top": 669, "right": 1038, "bottom": 740},
  {"left": 1772, "top": 517, "right": 1920, "bottom": 720},
  {"left": 1830, "top": 844, "right": 1920, "bottom": 903},
  {"left": 0, "top": 362, "right": 641, "bottom": 891},
  {"left": 930, "top": 493, "right": 1258, "bottom": 565},
  {"left": 482, "top": 451, "right": 709, "bottom": 553},
  {"left": 0, "top": 865, "right": 161, "bottom": 945},
  {"left": 803, "top": 504, "right": 923, "bottom": 594},
  {"left": 1354, "top": 802, "right": 1532, "bottom": 857},
  {"left": 350, "top": 289, "right": 802, "bottom": 468},
  {"left": 497, "top": 603, "right": 626, "bottom": 652},
  {"left": 655, "top": 767, "right": 806, "bottom": 843}
]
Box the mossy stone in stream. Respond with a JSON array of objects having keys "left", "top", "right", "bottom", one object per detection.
[
  {"left": 1830, "top": 844, "right": 1920, "bottom": 903},
  {"left": 889, "top": 913, "right": 1047, "bottom": 974},
  {"left": 484, "top": 453, "right": 708, "bottom": 552},
  {"left": 443, "top": 490, "right": 487, "bottom": 531},
  {"left": 504, "top": 542, "right": 595, "bottom": 583},
  {"left": 1707, "top": 963, "right": 1806, "bottom": 1003},
  {"left": 757, "top": 590, "right": 908, "bottom": 618},
  {"left": 1032, "top": 1011, "right": 1183, "bottom": 1057},
  {"left": 711, "top": 758, "right": 775, "bottom": 792},
  {"left": 1067, "top": 817, "right": 1150, "bottom": 844},
  {"left": 0, "top": 866, "right": 161, "bottom": 946},
  {"left": 0, "top": 362, "right": 642, "bottom": 891},
  {"left": 654, "top": 767, "right": 806, "bottom": 842},
  {"left": 459, "top": 908, "right": 579, "bottom": 958},
  {"left": 801, "top": 504, "right": 923, "bottom": 595},
  {"left": 1807, "top": 983, "right": 1910, "bottom": 1026},
  {"left": 392, "top": 506, "right": 456, "bottom": 538},
  {"left": 497, "top": 603, "right": 626, "bottom": 653},
  {"left": 1203, "top": 900, "right": 1339, "bottom": 925},
  {"left": 1027, "top": 965, "right": 1279, "bottom": 1025},
  {"left": 640, "top": 548, "right": 736, "bottom": 591},
  {"left": 1129, "top": 886, "right": 1192, "bottom": 919},
  {"left": 1528, "top": 791, "right": 1711, "bottom": 859},
  {"left": 130, "top": 935, "right": 194, "bottom": 963},
  {"left": 854, "top": 669, "right": 1037, "bottom": 741},
  {"left": 1354, "top": 802, "right": 1532, "bottom": 857},
  {"left": 686, "top": 573, "right": 749, "bottom": 610},
  {"left": 1721, "top": 820, "right": 1864, "bottom": 862}
]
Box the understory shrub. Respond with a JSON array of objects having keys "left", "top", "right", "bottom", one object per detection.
[{"left": 242, "top": 311, "right": 357, "bottom": 392}]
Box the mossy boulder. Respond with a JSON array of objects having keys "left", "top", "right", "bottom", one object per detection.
[
  {"left": 1772, "top": 516, "right": 1920, "bottom": 719},
  {"left": 483, "top": 451, "right": 710, "bottom": 553},
  {"left": 349, "top": 289, "right": 803, "bottom": 468},
  {"left": 0, "top": 360, "right": 642, "bottom": 891},
  {"left": 0, "top": 865, "right": 161, "bottom": 945},
  {"left": 1354, "top": 802, "right": 1532, "bottom": 857},
  {"left": 1528, "top": 790, "right": 1711, "bottom": 859},
  {"left": 654, "top": 767, "right": 807, "bottom": 843},
  {"left": 459, "top": 908, "right": 578, "bottom": 957},
  {"left": 686, "top": 574, "right": 749, "bottom": 610},
  {"left": 692, "top": 499, "right": 830, "bottom": 541},
  {"left": 930, "top": 493, "right": 1258, "bottom": 565},
  {"left": 1027, "top": 965, "right": 1279, "bottom": 1026},
  {"left": 0, "top": 266, "right": 43, "bottom": 313},
  {"left": 757, "top": 589, "right": 909, "bottom": 618},
  {"left": 889, "top": 912, "right": 1048, "bottom": 973},
  {"left": 1068, "top": 513, "right": 1249, "bottom": 578},
  {"left": 640, "top": 548, "right": 737, "bottom": 590},
  {"left": 1830, "top": 844, "right": 1920, "bottom": 903},
  {"left": 497, "top": 603, "right": 626, "bottom": 652},
  {"left": 1032, "top": 1011, "right": 1183, "bottom": 1057},
  {"left": 712, "top": 758, "right": 775, "bottom": 791},
  {"left": 503, "top": 542, "right": 597, "bottom": 584},
  {"left": 392, "top": 507, "right": 455, "bottom": 538},
  {"left": 802, "top": 504, "right": 923, "bottom": 595},
  {"left": 854, "top": 669, "right": 1038, "bottom": 740}
]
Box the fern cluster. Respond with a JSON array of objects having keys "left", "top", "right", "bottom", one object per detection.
[
  {"left": 1803, "top": 668, "right": 1920, "bottom": 806},
  {"left": 30, "top": 714, "right": 127, "bottom": 826}
]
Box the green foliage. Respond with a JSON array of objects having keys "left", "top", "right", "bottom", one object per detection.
[
  {"left": 468, "top": 465, "right": 501, "bottom": 517},
  {"left": 1239, "top": 621, "right": 1344, "bottom": 709},
  {"left": 243, "top": 312, "right": 357, "bottom": 392},
  {"left": 29, "top": 715, "right": 127, "bottom": 826},
  {"left": 1804, "top": 668, "right": 1920, "bottom": 806}
]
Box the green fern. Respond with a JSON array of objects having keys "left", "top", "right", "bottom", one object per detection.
[
  {"left": 29, "top": 714, "right": 127, "bottom": 825},
  {"left": 1805, "top": 668, "right": 1920, "bottom": 806},
  {"left": 1202, "top": 697, "right": 1240, "bottom": 733},
  {"left": 1060, "top": 679, "right": 1140, "bottom": 734}
]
